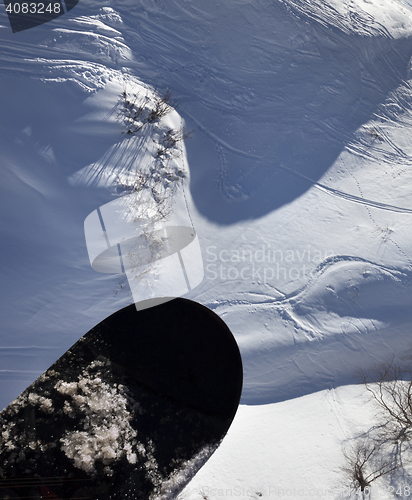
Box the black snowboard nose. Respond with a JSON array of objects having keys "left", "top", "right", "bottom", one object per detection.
[{"left": 0, "top": 298, "right": 243, "bottom": 500}]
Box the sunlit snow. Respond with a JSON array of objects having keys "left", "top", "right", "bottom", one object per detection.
[{"left": 2, "top": 0, "right": 412, "bottom": 496}]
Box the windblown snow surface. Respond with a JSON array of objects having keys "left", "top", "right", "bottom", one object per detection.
[{"left": 2, "top": 0, "right": 412, "bottom": 497}]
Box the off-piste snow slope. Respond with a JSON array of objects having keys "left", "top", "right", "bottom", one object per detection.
[{"left": 2, "top": 0, "right": 412, "bottom": 496}]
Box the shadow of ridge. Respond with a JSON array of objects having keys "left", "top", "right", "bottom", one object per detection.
[
  {"left": 0, "top": 76, "right": 123, "bottom": 181},
  {"left": 186, "top": 26, "right": 412, "bottom": 225},
  {"left": 240, "top": 317, "right": 412, "bottom": 407}
]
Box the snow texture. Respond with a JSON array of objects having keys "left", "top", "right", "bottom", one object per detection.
[
  {"left": 2, "top": 0, "right": 412, "bottom": 496},
  {"left": 56, "top": 360, "right": 140, "bottom": 475}
]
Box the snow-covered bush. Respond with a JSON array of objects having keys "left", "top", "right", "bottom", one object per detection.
[
  {"left": 147, "top": 88, "right": 180, "bottom": 123},
  {"left": 342, "top": 438, "right": 399, "bottom": 492},
  {"left": 115, "top": 82, "right": 194, "bottom": 282},
  {"left": 157, "top": 127, "right": 194, "bottom": 159},
  {"left": 122, "top": 88, "right": 148, "bottom": 134},
  {"left": 362, "top": 357, "right": 412, "bottom": 446},
  {"left": 121, "top": 85, "right": 181, "bottom": 133},
  {"left": 342, "top": 355, "right": 412, "bottom": 493}
]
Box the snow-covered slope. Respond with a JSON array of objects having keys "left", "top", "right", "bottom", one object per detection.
[{"left": 2, "top": 0, "right": 412, "bottom": 495}]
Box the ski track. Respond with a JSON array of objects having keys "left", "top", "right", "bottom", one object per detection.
[
  {"left": 1, "top": 0, "right": 412, "bottom": 430},
  {"left": 279, "top": 163, "right": 412, "bottom": 215},
  {"left": 348, "top": 170, "right": 412, "bottom": 267},
  {"left": 0, "top": 4, "right": 410, "bottom": 298},
  {"left": 206, "top": 253, "right": 407, "bottom": 313},
  {"left": 284, "top": 0, "right": 393, "bottom": 37},
  {"left": 2, "top": 2, "right": 412, "bottom": 496},
  {"left": 204, "top": 250, "right": 411, "bottom": 350}
]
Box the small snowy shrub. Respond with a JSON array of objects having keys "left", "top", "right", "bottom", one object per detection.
[
  {"left": 116, "top": 82, "right": 193, "bottom": 281},
  {"left": 342, "top": 438, "right": 399, "bottom": 492},
  {"left": 361, "top": 357, "right": 412, "bottom": 445},
  {"left": 122, "top": 88, "right": 149, "bottom": 134},
  {"left": 120, "top": 86, "right": 181, "bottom": 133},
  {"left": 342, "top": 355, "right": 412, "bottom": 492},
  {"left": 157, "top": 127, "right": 194, "bottom": 159},
  {"left": 147, "top": 88, "right": 180, "bottom": 123}
]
